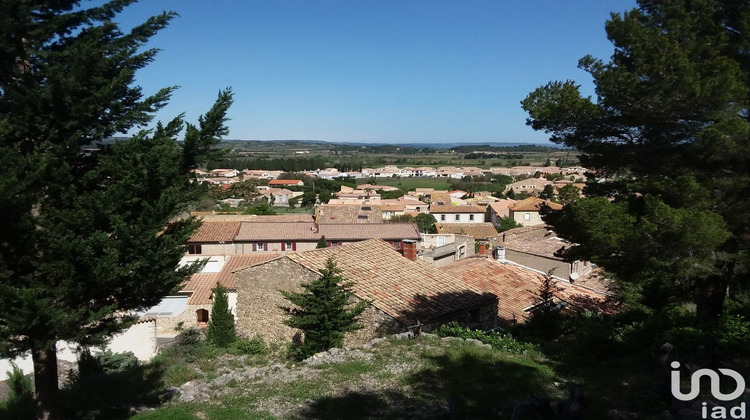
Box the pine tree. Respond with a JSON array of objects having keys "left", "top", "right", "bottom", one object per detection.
[
  {"left": 207, "top": 284, "right": 237, "bottom": 348},
  {"left": 0, "top": 2, "right": 232, "bottom": 417},
  {"left": 316, "top": 236, "right": 328, "bottom": 248},
  {"left": 280, "top": 258, "right": 369, "bottom": 359},
  {"left": 522, "top": 0, "right": 749, "bottom": 323}
]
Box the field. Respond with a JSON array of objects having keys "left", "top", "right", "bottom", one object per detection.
[
  {"left": 354, "top": 177, "right": 453, "bottom": 191},
  {"left": 212, "top": 140, "right": 578, "bottom": 171}
]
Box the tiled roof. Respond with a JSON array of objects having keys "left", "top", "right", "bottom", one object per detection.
[
  {"left": 441, "top": 257, "right": 614, "bottom": 325},
  {"left": 315, "top": 204, "right": 384, "bottom": 224},
  {"left": 192, "top": 214, "right": 314, "bottom": 223},
  {"left": 269, "top": 179, "right": 302, "bottom": 185},
  {"left": 184, "top": 254, "right": 278, "bottom": 304},
  {"left": 234, "top": 222, "right": 420, "bottom": 242},
  {"left": 189, "top": 222, "right": 241, "bottom": 242},
  {"left": 430, "top": 205, "right": 487, "bottom": 214},
  {"left": 286, "top": 239, "right": 496, "bottom": 325},
  {"left": 487, "top": 200, "right": 517, "bottom": 217},
  {"left": 435, "top": 223, "right": 499, "bottom": 239},
  {"left": 502, "top": 226, "right": 569, "bottom": 259},
  {"left": 509, "top": 197, "right": 563, "bottom": 212}
]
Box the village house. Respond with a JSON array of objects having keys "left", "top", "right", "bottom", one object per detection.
[
  {"left": 258, "top": 188, "right": 303, "bottom": 206},
  {"left": 269, "top": 179, "right": 304, "bottom": 187},
  {"left": 504, "top": 178, "right": 552, "bottom": 196},
  {"left": 143, "top": 254, "right": 278, "bottom": 335},
  {"left": 186, "top": 220, "right": 420, "bottom": 255},
  {"left": 485, "top": 199, "right": 518, "bottom": 225},
  {"left": 507, "top": 197, "right": 563, "bottom": 227},
  {"left": 419, "top": 233, "right": 476, "bottom": 267},
  {"left": 210, "top": 168, "right": 240, "bottom": 178},
  {"left": 498, "top": 225, "right": 597, "bottom": 285},
  {"left": 315, "top": 203, "right": 384, "bottom": 223},
  {"left": 435, "top": 222, "right": 499, "bottom": 241},
  {"left": 430, "top": 204, "right": 487, "bottom": 223},
  {"left": 436, "top": 166, "right": 464, "bottom": 178},
  {"left": 442, "top": 254, "right": 614, "bottom": 327},
  {"left": 234, "top": 239, "right": 498, "bottom": 346}
]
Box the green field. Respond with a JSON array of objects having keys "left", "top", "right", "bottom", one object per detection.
[{"left": 355, "top": 177, "right": 452, "bottom": 191}]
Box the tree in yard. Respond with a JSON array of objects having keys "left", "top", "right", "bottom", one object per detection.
[
  {"left": 413, "top": 213, "right": 438, "bottom": 234},
  {"left": 316, "top": 236, "right": 328, "bottom": 248},
  {"left": 495, "top": 216, "right": 522, "bottom": 233},
  {"left": 0, "top": 2, "right": 232, "bottom": 418},
  {"left": 279, "top": 258, "right": 369, "bottom": 359},
  {"left": 387, "top": 214, "right": 415, "bottom": 223},
  {"left": 556, "top": 184, "right": 581, "bottom": 204},
  {"left": 521, "top": 0, "right": 749, "bottom": 323},
  {"left": 539, "top": 184, "right": 556, "bottom": 200},
  {"left": 206, "top": 284, "right": 236, "bottom": 348}
]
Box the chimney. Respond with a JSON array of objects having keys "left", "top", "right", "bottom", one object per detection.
[
  {"left": 401, "top": 239, "right": 418, "bottom": 261},
  {"left": 494, "top": 245, "right": 506, "bottom": 264}
]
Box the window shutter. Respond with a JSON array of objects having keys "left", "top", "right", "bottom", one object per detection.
[
  {"left": 281, "top": 242, "right": 286, "bottom": 251},
  {"left": 292, "top": 242, "right": 297, "bottom": 251},
  {"left": 252, "top": 243, "right": 257, "bottom": 251},
  {"left": 263, "top": 243, "right": 268, "bottom": 251}
]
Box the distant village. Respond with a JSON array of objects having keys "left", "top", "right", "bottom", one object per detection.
[{"left": 2, "top": 163, "right": 616, "bottom": 372}]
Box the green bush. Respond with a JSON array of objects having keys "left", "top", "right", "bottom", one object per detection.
[
  {"left": 61, "top": 350, "right": 164, "bottom": 419},
  {"left": 0, "top": 362, "right": 35, "bottom": 419},
  {"left": 231, "top": 336, "right": 268, "bottom": 355},
  {"left": 435, "top": 322, "right": 537, "bottom": 354},
  {"left": 176, "top": 327, "right": 202, "bottom": 346},
  {"left": 716, "top": 314, "right": 750, "bottom": 354}
]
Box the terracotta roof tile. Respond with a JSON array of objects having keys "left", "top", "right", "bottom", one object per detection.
[
  {"left": 435, "top": 223, "right": 499, "bottom": 239},
  {"left": 189, "top": 222, "right": 241, "bottom": 242},
  {"left": 430, "top": 205, "right": 487, "bottom": 214},
  {"left": 509, "top": 197, "right": 563, "bottom": 211},
  {"left": 234, "top": 222, "right": 420, "bottom": 242},
  {"left": 184, "top": 254, "right": 279, "bottom": 305},
  {"left": 442, "top": 257, "right": 615, "bottom": 325},
  {"left": 285, "top": 239, "right": 495, "bottom": 325}
]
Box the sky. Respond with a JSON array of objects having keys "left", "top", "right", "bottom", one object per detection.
[{"left": 115, "top": 0, "right": 639, "bottom": 145}]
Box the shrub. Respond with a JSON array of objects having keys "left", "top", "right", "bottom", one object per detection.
[
  {"left": 232, "top": 336, "right": 268, "bottom": 355},
  {"left": 0, "top": 362, "right": 35, "bottom": 419},
  {"left": 435, "top": 322, "right": 537, "bottom": 355}
]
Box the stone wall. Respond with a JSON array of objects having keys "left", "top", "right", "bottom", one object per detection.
[{"left": 236, "top": 258, "right": 317, "bottom": 342}]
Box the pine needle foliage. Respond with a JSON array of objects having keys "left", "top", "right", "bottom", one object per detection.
[
  {"left": 280, "top": 258, "right": 369, "bottom": 360},
  {"left": 0, "top": 1, "right": 233, "bottom": 416},
  {"left": 207, "top": 283, "right": 237, "bottom": 348},
  {"left": 316, "top": 236, "right": 328, "bottom": 248}
]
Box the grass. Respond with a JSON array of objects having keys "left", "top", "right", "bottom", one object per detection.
[
  {"left": 131, "top": 336, "right": 561, "bottom": 419},
  {"left": 355, "top": 177, "right": 452, "bottom": 191}
]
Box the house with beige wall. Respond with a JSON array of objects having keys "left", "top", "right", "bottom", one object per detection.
[
  {"left": 430, "top": 204, "right": 487, "bottom": 224},
  {"left": 507, "top": 197, "right": 563, "bottom": 227},
  {"left": 234, "top": 239, "right": 498, "bottom": 346},
  {"left": 186, "top": 220, "right": 421, "bottom": 256}
]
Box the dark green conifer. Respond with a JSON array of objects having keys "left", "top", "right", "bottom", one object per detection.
[
  {"left": 280, "top": 258, "right": 369, "bottom": 359},
  {"left": 0, "top": 2, "right": 232, "bottom": 417},
  {"left": 207, "top": 284, "right": 236, "bottom": 348},
  {"left": 316, "top": 236, "right": 328, "bottom": 248}
]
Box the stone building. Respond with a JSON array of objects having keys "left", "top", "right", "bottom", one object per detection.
[{"left": 235, "top": 239, "right": 497, "bottom": 346}]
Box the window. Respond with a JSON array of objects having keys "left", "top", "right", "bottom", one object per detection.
[
  {"left": 187, "top": 244, "right": 202, "bottom": 254},
  {"left": 455, "top": 214, "right": 460, "bottom": 221},
  {"left": 358, "top": 215, "right": 369, "bottom": 220},
  {"left": 440, "top": 214, "right": 446, "bottom": 221},
  {"left": 524, "top": 213, "right": 531, "bottom": 221},
  {"left": 361, "top": 206, "right": 372, "bottom": 211},
  {"left": 469, "top": 214, "right": 474, "bottom": 221},
  {"left": 253, "top": 242, "right": 266, "bottom": 252}
]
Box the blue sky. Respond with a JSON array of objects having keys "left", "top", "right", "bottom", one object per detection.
[{"left": 116, "top": 1, "right": 638, "bottom": 144}]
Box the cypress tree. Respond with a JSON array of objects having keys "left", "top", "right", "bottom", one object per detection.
[
  {"left": 316, "top": 235, "right": 328, "bottom": 248},
  {"left": 207, "top": 284, "right": 236, "bottom": 348},
  {"left": 0, "top": 2, "right": 232, "bottom": 417},
  {"left": 280, "top": 258, "right": 369, "bottom": 360}
]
